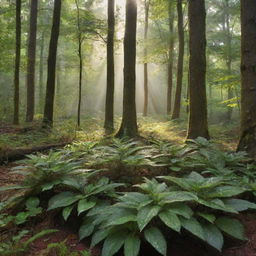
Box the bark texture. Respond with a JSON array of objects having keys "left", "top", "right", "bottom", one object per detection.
[
  {"left": 26, "top": 0, "right": 38, "bottom": 122},
  {"left": 172, "top": 0, "right": 184, "bottom": 120},
  {"left": 237, "top": 0, "right": 256, "bottom": 157},
  {"left": 104, "top": 0, "right": 115, "bottom": 133},
  {"left": 43, "top": 0, "right": 62, "bottom": 127},
  {"left": 13, "top": 0, "right": 21, "bottom": 125},
  {"left": 116, "top": 0, "right": 138, "bottom": 137},
  {"left": 187, "top": 0, "right": 209, "bottom": 140}
]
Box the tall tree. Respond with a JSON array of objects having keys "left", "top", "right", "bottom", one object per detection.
[
  {"left": 172, "top": 0, "right": 184, "bottom": 120},
  {"left": 39, "top": 31, "right": 45, "bottom": 114},
  {"left": 237, "top": 0, "right": 256, "bottom": 157},
  {"left": 43, "top": 0, "right": 62, "bottom": 127},
  {"left": 75, "top": 0, "right": 83, "bottom": 128},
  {"left": 26, "top": 0, "right": 38, "bottom": 122},
  {"left": 143, "top": 0, "right": 150, "bottom": 117},
  {"left": 187, "top": 0, "right": 209, "bottom": 139},
  {"left": 116, "top": 0, "right": 138, "bottom": 137},
  {"left": 166, "top": 0, "right": 175, "bottom": 115},
  {"left": 104, "top": 0, "right": 115, "bottom": 133},
  {"left": 13, "top": 0, "right": 21, "bottom": 125}
]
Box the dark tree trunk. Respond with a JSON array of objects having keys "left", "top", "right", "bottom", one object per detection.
[
  {"left": 43, "top": 0, "right": 62, "bottom": 127},
  {"left": 167, "top": 0, "right": 175, "bottom": 115},
  {"left": 39, "top": 31, "right": 45, "bottom": 114},
  {"left": 143, "top": 0, "right": 150, "bottom": 117},
  {"left": 104, "top": 0, "right": 115, "bottom": 133},
  {"left": 237, "top": 0, "right": 256, "bottom": 157},
  {"left": 187, "top": 0, "right": 209, "bottom": 140},
  {"left": 26, "top": 0, "right": 38, "bottom": 122},
  {"left": 116, "top": 0, "right": 138, "bottom": 137},
  {"left": 172, "top": 0, "right": 184, "bottom": 120},
  {"left": 13, "top": 0, "right": 21, "bottom": 125}
]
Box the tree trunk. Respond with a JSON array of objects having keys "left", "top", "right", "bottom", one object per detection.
[
  {"left": 13, "top": 0, "right": 21, "bottom": 125},
  {"left": 237, "top": 0, "right": 256, "bottom": 157},
  {"left": 187, "top": 0, "right": 209, "bottom": 140},
  {"left": 167, "top": 0, "right": 175, "bottom": 115},
  {"left": 104, "top": 0, "right": 115, "bottom": 133},
  {"left": 143, "top": 0, "right": 150, "bottom": 117},
  {"left": 26, "top": 0, "right": 38, "bottom": 122},
  {"left": 172, "top": 0, "right": 184, "bottom": 120},
  {"left": 43, "top": 0, "right": 62, "bottom": 127},
  {"left": 39, "top": 31, "right": 45, "bottom": 114},
  {"left": 116, "top": 0, "right": 138, "bottom": 137}
]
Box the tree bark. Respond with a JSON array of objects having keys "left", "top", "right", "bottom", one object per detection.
[
  {"left": 143, "top": 0, "right": 150, "bottom": 117},
  {"left": 237, "top": 0, "right": 256, "bottom": 157},
  {"left": 187, "top": 0, "right": 209, "bottom": 140},
  {"left": 13, "top": 0, "right": 21, "bottom": 125},
  {"left": 39, "top": 31, "right": 45, "bottom": 114},
  {"left": 166, "top": 0, "right": 175, "bottom": 115},
  {"left": 43, "top": 0, "right": 62, "bottom": 127},
  {"left": 104, "top": 0, "right": 115, "bottom": 133},
  {"left": 26, "top": 0, "right": 38, "bottom": 122},
  {"left": 172, "top": 0, "right": 184, "bottom": 120},
  {"left": 116, "top": 0, "right": 138, "bottom": 137}
]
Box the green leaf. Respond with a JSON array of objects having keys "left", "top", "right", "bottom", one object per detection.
[
  {"left": 181, "top": 217, "right": 205, "bottom": 241},
  {"left": 203, "top": 224, "right": 224, "bottom": 251},
  {"left": 77, "top": 199, "right": 96, "bottom": 215},
  {"left": 102, "top": 231, "right": 127, "bottom": 256},
  {"left": 48, "top": 192, "right": 81, "bottom": 210},
  {"left": 124, "top": 234, "right": 141, "bottom": 256},
  {"left": 144, "top": 227, "right": 167, "bottom": 256},
  {"left": 216, "top": 217, "right": 246, "bottom": 240},
  {"left": 62, "top": 205, "right": 74, "bottom": 221},
  {"left": 137, "top": 205, "right": 161, "bottom": 231},
  {"left": 108, "top": 215, "right": 137, "bottom": 226},
  {"left": 197, "top": 212, "right": 216, "bottom": 223},
  {"left": 91, "top": 229, "right": 110, "bottom": 248},
  {"left": 161, "top": 191, "right": 198, "bottom": 204},
  {"left": 79, "top": 221, "right": 95, "bottom": 240},
  {"left": 159, "top": 210, "right": 181, "bottom": 232},
  {"left": 207, "top": 186, "right": 247, "bottom": 198},
  {"left": 224, "top": 199, "right": 256, "bottom": 212},
  {"left": 25, "top": 197, "right": 40, "bottom": 209},
  {"left": 15, "top": 212, "right": 29, "bottom": 225},
  {"left": 170, "top": 203, "right": 194, "bottom": 219}
]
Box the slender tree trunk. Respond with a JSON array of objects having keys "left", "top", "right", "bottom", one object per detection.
[
  {"left": 237, "top": 0, "right": 256, "bottom": 157},
  {"left": 116, "top": 0, "right": 138, "bottom": 137},
  {"left": 26, "top": 0, "right": 38, "bottom": 122},
  {"left": 104, "top": 0, "right": 115, "bottom": 133},
  {"left": 143, "top": 0, "right": 150, "bottom": 117},
  {"left": 172, "top": 0, "right": 184, "bottom": 120},
  {"left": 39, "top": 31, "right": 45, "bottom": 114},
  {"left": 13, "top": 0, "right": 21, "bottom": 125},
  {"left": 43, "top": 0, "right": 62, "bottom": 127},
  {"left": 187, "top": 0, "right": 209, "bottom": 140},
  {"left": 167, "top": 0, "right": 175, "bottom": 115}
]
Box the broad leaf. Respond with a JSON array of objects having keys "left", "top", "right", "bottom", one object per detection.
[
  {"left": 62, "top": 205, "right": 74, "bottom": 221},
  {"left": 159, "top": 210, "right": 181, "bottom": 232},
  {"left": 124, "top": 234, "right": 141, "bottom": 256},
  {"left": 77, "top": 199, "right": 96, "bottom": 215},
  {"left": 48, "top": 192, "right": 81, "bottom": 210},
  {"left": 181, "top": 217, "right": 205, "bottom": 241},
  {"left": 79, "top": 221, "right": 95, "bottom": 240},
  {"left": 203, "top": 224, "right": 224, "bottom": 251},
  {"left": 224, "top": 199, "right": 256, "bottom": 211}
]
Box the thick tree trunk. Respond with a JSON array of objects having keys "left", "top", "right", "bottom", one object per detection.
[
  {"left": 187, "top": 0, "right": 209, "bottom": 140},
  {"left": 77, "top": 40, "right": 83, "bottom": 128},
  {"left": 172, "top": 0, "right": 184, "bottom": 120},
  {"left": 26, "top": 0, "right": 38, "bottom": 122},
  {"left": 237, "top": 0, "right": 256, "bottom": 157},
  {"left": 13, "top": 0, "right": 21, "bottom": 125},
  {"left": 143, "top": 0, "right": 150, "bottom": 117},
  {"left": 43, "top": 0, "right": 62, "bottom": 127},
  {"left": 39, "top": 31, "right": 45, "bottom": 114},
  {"left": 167, "top": 0, "right": 175, "bottom": 115},
  {"left": 104, "top": 0, "right": 115, "bottom": 133},
  {"left": 116, "top": 0, "right": 138, "bottom": 137}
]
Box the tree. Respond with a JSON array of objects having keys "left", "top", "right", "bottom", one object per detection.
[
  {"left": 104, "top": 0, "right": 115, "bottom": 133},
  {"left": 143, "top": 0, "right": 150, "bottom": 117},
  {"left": 187, "top": 0, "right": 209, "bottom": 139},
  {"left": 13, "top": 0, "right": 21, "bottom": 125},
  {"left": 116, "top": 0, "right": 138, "bottom": 137},
  {"left": 43, "top": 0, "right": 62, "bottom": 127},
  {"left": 166, "top": 0, "right": 175, "bottom": 115},
  {"left": 26, "top": 0, "right": 38, "bottom": 122},
  {"left": 172, "top": 0, "right": 184, "bottom": 120},
  {"left": 237, "top": 0, "right": 256, "bottom": 157}
]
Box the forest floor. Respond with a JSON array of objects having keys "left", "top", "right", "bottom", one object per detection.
[{"left": 0, "top": 117, "right": 249, "bottom": 256}]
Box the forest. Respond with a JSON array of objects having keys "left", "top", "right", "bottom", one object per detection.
[{"left": 1, "top": 0, "right": 256, "bottom": 255}]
